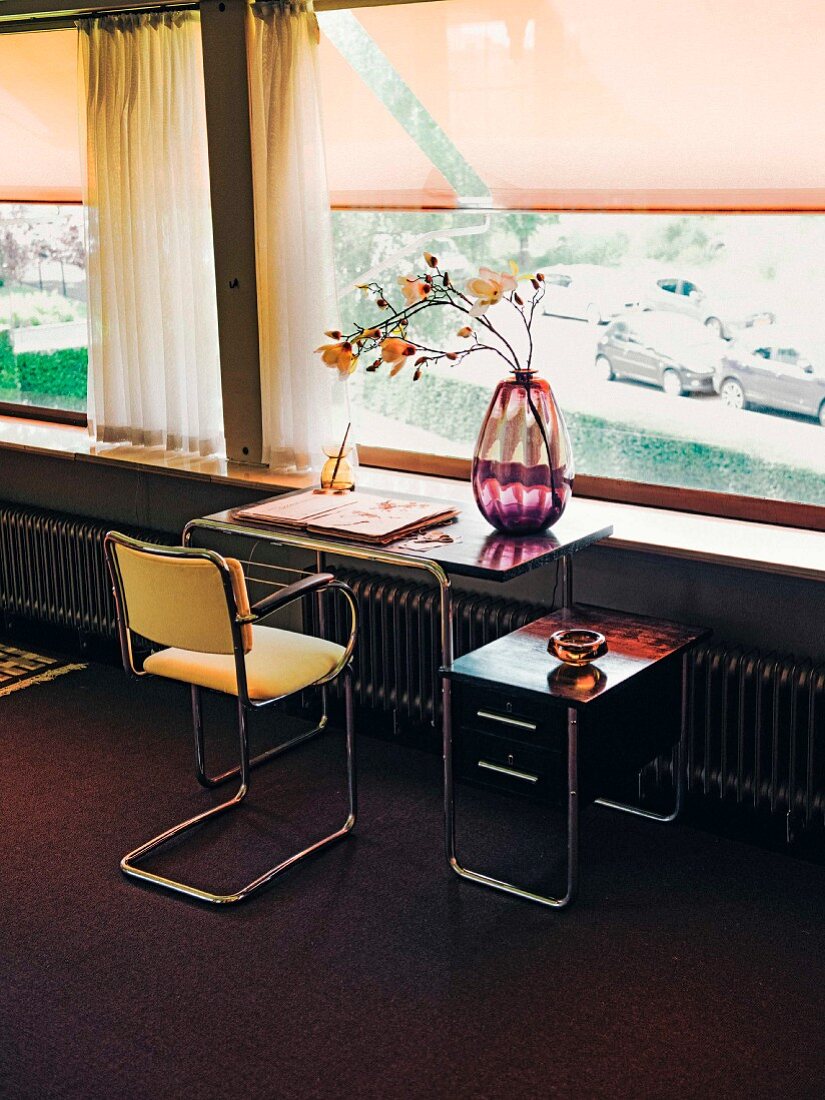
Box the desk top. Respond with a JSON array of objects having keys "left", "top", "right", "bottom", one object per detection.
[
  {"left": 189, "top": 491, "right": 613, "bottom": 583},
  {"left": 445, "top": 605, "right": 711, "bottom": 706}
]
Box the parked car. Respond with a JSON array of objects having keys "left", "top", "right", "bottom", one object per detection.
[
  {"left": 714, "top": 336, "right": 825, "bottom": 426},
  {"left": 595, "top": 312, "right": 723, "bottom": 395},
  {"left": 542, "top": 264, "right": 638, "bottom": 325},
  {"left": 640, "top": 275, "right": 775, "bottom": 339}
]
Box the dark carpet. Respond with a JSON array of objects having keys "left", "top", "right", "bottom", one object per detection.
[{"left": 2, "top": 662, "right": 825, "bottom": 1100}]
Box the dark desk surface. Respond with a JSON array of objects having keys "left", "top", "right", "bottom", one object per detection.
[
  {"left": 445, "top": 605, "right": 711, "bottom": 707},
  {"left": 192, "top": 490, "right": 613, "bottom": 584}
]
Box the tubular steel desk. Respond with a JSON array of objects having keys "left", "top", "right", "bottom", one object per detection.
[{"left": 183, "top": 491, "right": 613, "bottom": 892}]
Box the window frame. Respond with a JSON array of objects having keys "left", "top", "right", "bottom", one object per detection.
[{"left": 0, "top": 193, "right": 89, "bottom": 429}]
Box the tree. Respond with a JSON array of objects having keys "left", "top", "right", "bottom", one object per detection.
[
  {"left": 648, "top": 216, "right": 722, "bottom": 264},
  {"left": 0, "top": 228, "right": 28, "bottom": 287},
  {"left": 505, "top": 213, "right": 553, "bottom": 269}
]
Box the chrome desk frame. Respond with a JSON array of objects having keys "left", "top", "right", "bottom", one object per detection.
[{"left": 183, "top": 516, "right": 638, "bottom": 911}]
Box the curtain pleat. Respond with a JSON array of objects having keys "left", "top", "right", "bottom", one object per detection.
[
  {"left": 248, "top": 1, "right": 342, "bottom": 472},
  {"left": 79, "top": 12, "right": 224, "bottom": 457}
]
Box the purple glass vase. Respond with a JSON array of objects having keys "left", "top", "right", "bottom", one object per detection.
[{"left": 471, "top": 369, "right": 574, "bottom": 534}]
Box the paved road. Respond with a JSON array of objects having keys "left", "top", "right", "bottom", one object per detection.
[
  {"left": 448, "top": 315, "right": 825, "bottom": 475},
  {"left": 357, "top": 314, "right": 825, "bottom": 476}
]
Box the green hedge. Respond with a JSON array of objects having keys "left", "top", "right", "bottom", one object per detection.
[
  {"left": 6, "top": 347, "right": 88, "bottom": 401},
  {"left": 358, "top": 372, "right": 825, "bottom": 506},
  {"left": 0, "top": 329, "right": 15, "bottom": 389}
]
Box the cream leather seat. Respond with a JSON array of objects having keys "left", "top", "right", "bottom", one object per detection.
[
  {"left": 144, "top": 624, "right": 345, "bottom": 701},
  {"left": 104, "top": 531, "right": 358, "bottom": 906}
]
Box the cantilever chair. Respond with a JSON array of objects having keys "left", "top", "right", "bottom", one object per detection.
[{"left": 104, "top": 531, "right": 358, "bottom": 905}]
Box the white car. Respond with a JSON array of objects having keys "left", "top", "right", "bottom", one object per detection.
[
  {"left": 642, "top": 276, "right": 775, "bottom": 340},
  {"left": 541, "top": 265, "right": 638, "bottom": 325}
]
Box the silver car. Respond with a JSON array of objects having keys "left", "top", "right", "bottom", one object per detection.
[
  {"left": 715, "top": 339, "right": 825, "bottom": 426},
  {"left": 596, "top": 313, "right": 723, "bottom": 396}
]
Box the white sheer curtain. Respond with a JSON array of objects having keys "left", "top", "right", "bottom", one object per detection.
[
  {"left": 79, "top": 12, "right": 224, "bottom": 456},
  {"left": 247, "top": 0, "right": 341, "bottom": 472}
]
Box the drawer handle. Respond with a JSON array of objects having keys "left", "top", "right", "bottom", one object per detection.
[
  {"left": 476, "top": 709, "right": 537, "bottom": 732},
  {"left": 477, "top": 760, "right": 539, "bottom": 784}
]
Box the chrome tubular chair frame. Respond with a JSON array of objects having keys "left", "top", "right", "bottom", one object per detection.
[{"left": 104, "top": 532, "right": 359, "bottom": 906}]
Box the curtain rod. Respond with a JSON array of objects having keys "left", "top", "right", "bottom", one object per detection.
[
  {"left": 0, "top": 4, "right": 195, "bottom": 32},
  {"left": 0, "top": 0, "right": 450, "bottom": 33},
  {"left": 75, "top": 4, "right": 198, "bottom": 18}
]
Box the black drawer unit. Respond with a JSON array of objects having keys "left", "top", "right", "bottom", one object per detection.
[
  {"left": 453, "top": 657, "right": 683, "bottom": 806},
  {"left": 455, "top": 688, "right": 566, "bottom": 801}
]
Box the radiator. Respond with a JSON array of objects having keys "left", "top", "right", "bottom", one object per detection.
[
  {"left": 304, "top": 567, "right": 546, "bottom": 725},
  {"left": 0, "top": 501, "right": 174, "bottom": 640},
  {"left": 666, "top": 643, "right": 825, "bottom": 838},
  {"left": 307, "top": 569, "right": 825, "bottom": 840}
]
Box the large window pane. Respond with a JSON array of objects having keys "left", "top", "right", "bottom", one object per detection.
[
  {"left": 321, "top": 2, "right": 825, "bottom": 513},
  {"left": 332, "top": 210, "right": 825, "bottom": 509},
  {"left": 0, "top": 203, "right": 87, "bottom": 414}
]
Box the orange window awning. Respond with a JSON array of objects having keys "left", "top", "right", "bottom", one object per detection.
[
  {"left": 0, "top": 28, "right": 81, "bottom": 203},
  {"left": 320, "top": 0, "right": 825, "bottom": 211}
]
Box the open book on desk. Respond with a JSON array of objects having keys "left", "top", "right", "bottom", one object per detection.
[{"left": 231, "top": 490, "right": 460, "bottom": 545}]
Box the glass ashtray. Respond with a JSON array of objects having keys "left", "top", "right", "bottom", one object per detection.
[{"left": 548, "top": 628, "right": 608, "bottom": 666}]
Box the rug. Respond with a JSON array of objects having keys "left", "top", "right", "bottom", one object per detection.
[{"left": 0, "top": 641, "right": 86, "bottom": 698}]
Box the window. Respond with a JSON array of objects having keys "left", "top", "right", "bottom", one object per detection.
[
  {"left": 0, "top": 29, "right": 87, "bottom": 420},
  {"left": 0, "top": 203, "right": 87, "bottom": 416},
  {"left": 318, "top": 1, "right": 825, "bottom": 526}
]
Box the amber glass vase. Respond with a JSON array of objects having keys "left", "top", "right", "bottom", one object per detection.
[{"left": 471, "top": 369, "right": 574, "bottom": 533}]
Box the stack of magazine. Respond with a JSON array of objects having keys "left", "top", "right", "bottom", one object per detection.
[{"left": 231, "top": 490, "right": 460, "bottom": 546}]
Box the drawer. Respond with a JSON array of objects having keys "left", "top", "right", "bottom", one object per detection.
[
  {"left": 456, "top": 686, "right": 562, "bottom": 745},
  {"left": 455, "top": 727, "right": 565, "bottom": 803}
]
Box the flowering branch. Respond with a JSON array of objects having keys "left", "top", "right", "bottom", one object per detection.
[{"left": 316, "top": 253, "right": 545, "bottom": 381}]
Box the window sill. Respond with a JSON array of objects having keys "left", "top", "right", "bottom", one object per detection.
[{"left": 2, "top": 414, "right": 824, "bottom": 584}]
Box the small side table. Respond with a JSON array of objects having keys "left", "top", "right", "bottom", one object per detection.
[{"left": 443, "top": 605, "right": 711, "bottom": 909}]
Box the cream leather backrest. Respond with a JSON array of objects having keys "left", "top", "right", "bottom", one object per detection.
[{"left": 111, "top": 541, "right": 253, "bottom": 655}]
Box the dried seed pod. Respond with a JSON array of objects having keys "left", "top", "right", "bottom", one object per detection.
[
  {"left": 413, "top": 367, "right": 422, "bottom": 381},
  {"left": 443, "top": 272, "right": 451, "bottom": 287},
  {"left": 376, "top": 298, "right": 389, "bottom": 309},
  {"left": 414, "top": 356, "right": 427, "bottom": 367},
  {"left": 514, "top": 293, "right": 523, "bottom": 306},
  {"left": 446, "top": 352, "right": 458, "bottom": 361},
  {"left": 536, "top": 272, "right": 545, "bottom": 282}
]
